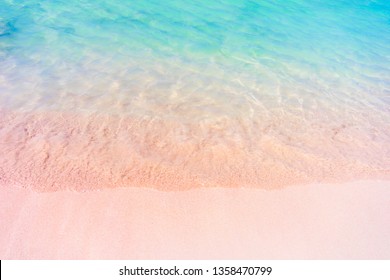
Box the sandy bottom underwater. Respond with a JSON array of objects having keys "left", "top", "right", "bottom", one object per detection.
[{"left": 1, "top": 180, "right": 389, "bottom": 259}]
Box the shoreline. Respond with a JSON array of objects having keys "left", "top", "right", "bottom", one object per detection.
[{"left": 1, "top": 109, "right": 388, "bottom": 192}]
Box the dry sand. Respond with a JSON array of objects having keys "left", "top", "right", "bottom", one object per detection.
[{"left": 1, "top": 180, "right": 389, "bottom": 259}]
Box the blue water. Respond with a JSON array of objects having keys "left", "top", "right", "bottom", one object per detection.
[{"left": 1, "top": 0, "right": 389, "bottom": 115}]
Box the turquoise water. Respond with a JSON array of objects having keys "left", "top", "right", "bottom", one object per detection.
[
  {"left": 1, "top": 0, "right": 389, "bottom": 116},
  {"left": 0, "top": 0, "right": 389, "bottom": 190}
]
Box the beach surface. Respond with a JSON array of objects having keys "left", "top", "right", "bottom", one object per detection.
[
  {"left": 1, "top": 180, "right": 389, "bottom": 259},
  {"left": 1, "top": 0, "right": 389, "bottom": 260}
]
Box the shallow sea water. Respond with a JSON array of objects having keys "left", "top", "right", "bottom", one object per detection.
[{"left": 0, "top": 0, "right": 389, "bottom": 190}]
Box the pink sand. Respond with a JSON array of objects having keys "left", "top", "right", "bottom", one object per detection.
[
  {"left": 1, "top": 180, "right": 389, "bottom": 259},
  {"left": 1, "top": 110, "right": 388, "bottom": 192}
]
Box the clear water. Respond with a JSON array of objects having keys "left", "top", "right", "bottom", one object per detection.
[{"left": 0, "top": 0, "right": 389, "bottom": 190}]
